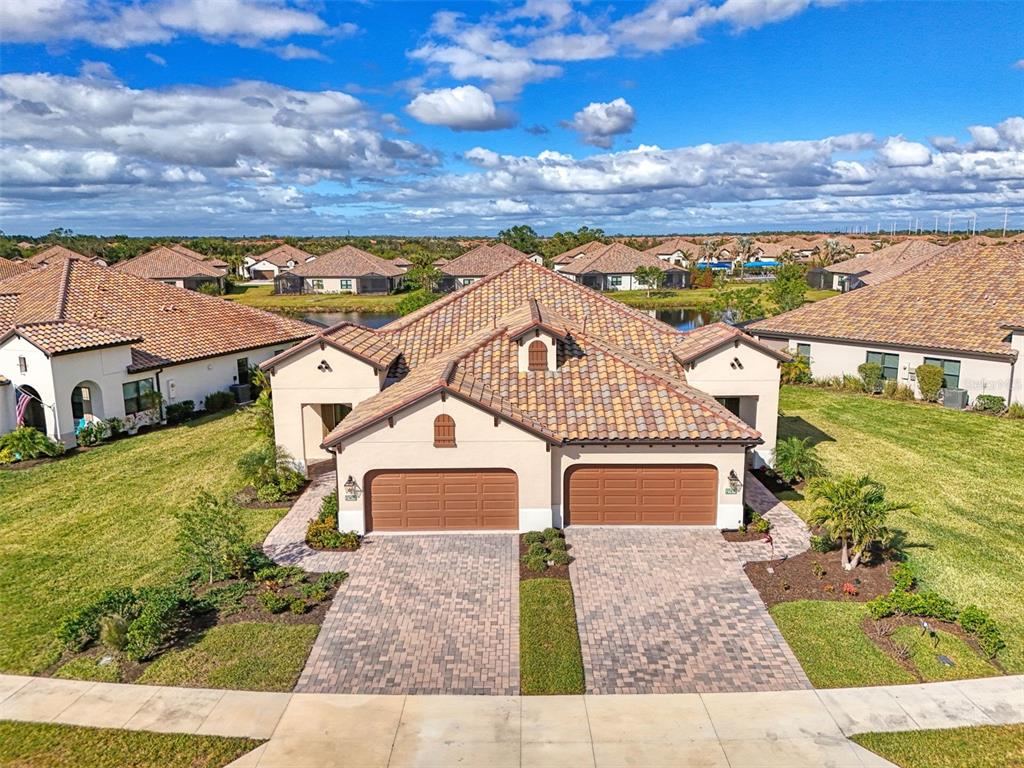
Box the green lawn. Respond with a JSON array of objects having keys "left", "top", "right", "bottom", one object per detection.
[
  {"left": 852, "top": 725, "right": 1024, "bottom": 768},
  {"left": 770, "top": 602, "right": 915, "bottom": 688},
  {"left": 0, "top": 411, "right": 286, "bottom": 674},
  {"left": 224, "top": 284, "right": 404, "bottom": 313},
  {"left": 604, "top": 285, "right": 838, "bottom": 310},
  {"left": 891, "top": 626, "right": 999, "bottom": 682},
  {"left": 778, "top": 386, "right": 1024, "bottom": 673},
  {"left": 137, "top": 622, "right": 319, "bottom": 691},
  {"left": 519, "top": 579, "right": 585, "bottom": 695},
  {"left": 0, "top": 720, "right": 262, "bottom": 768}
]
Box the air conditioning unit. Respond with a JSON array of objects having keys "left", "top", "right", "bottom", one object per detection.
[
  {"left": 229, "top": 383, "right": 251, "bottom": 404},
  {"left": 942, "top": 388, "right": 968, "bottom": 410}
]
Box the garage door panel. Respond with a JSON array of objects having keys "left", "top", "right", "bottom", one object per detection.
[
  {"left": 567, "top": 465, "right": 717, "bottom": 525},
  {"left": 367, "top": 470, "right": 517, "bottom": 531}
]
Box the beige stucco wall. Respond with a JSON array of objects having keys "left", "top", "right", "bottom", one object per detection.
[
  {"left": 0, "top": 336, "right": 59, "bottom": 439},
  {"left": 682, "top": 340, "right": 781, "bottom": 467},
  {"left": 756, "top": 334, "right": 1017, "bottom": 405},
  {"left": 552, "top": 444, "right": 748, "bottom": 529},
  {"left": 1010, "top": 331, "right": 1023, "bottom": 406},
  {"left": 331, "top": 393, "right": 552, "bottom": 533},
  {"left": 266, "top": 343, "right": 385, "bottom": 469},
  {"left": 515, "top": 332, "right": 556, "bottom": 371},
  {"left": 303, "top": 277, "right": 359, "bottom": 294}
]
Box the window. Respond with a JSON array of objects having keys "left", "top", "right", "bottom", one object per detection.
[
  {"left": 310, "top": 279, "right": 324, "bottom": 290},
  {"left": 18, "top": 356, "right": 27, "bottom": 373},
  {"left": 322, "top": 403, "right": 352, "bottom": 435},
  {"left": 433, "top": 414, "right": 455, "bottom": 447},
  {"left": 923, "top": 357, "right": 961, "bottom": 389},
  {"left": 528, "top": 340, "right": 548, "bottom": 371},
  {"left": 866, "top": 351, "right": 899, "bottom": 380},
  {"left": 122, "top": 379, "right": 155, "bottom": 415},
  {"left": 716, "top": 396, "right": 741, "bottom": 417},
  {"left": 609, "top": 275, "right": 622, "bottom": 287},
  {"left": 796, "top": 343, "right": 811, "bottom": 360},
  {"left": 236, "top": 358, "right": 250, "bottom": 385},
  {"left": 339, "top": 279, "right": 352, "bottom": 291}
]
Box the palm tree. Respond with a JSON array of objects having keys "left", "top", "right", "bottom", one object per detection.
[
  {"left": 809, "top": 475, "right": 909, "bottom": 570},
  {"left": 736, "top": 236, "right": 756, "bottom": 263},
  {"left": 812, "top": 238, "right": 853, "bottom": 268},
  {"left": 772, "top": 436, "right": 824, "bottom": 484}
]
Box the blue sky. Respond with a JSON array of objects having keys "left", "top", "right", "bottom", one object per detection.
[{"left": 1, "top": 0, "right": 1022, "bottom": 235}]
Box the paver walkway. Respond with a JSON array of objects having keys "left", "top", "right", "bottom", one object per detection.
[
  {"left": 2, "top": 674, "right": 1021, "bottom": 767},
  {"left": 568, "top": 473, "right": 812, "bottom": 694}
]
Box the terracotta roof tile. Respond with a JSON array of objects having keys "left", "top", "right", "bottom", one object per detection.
[
  {"left": 673, "top": 322, "right": 791, "bottom": 364},
  {"left": 751, "top": 242, "right": 1023, "bottom": 359},
  {"left": 440, "top": 244, "right": 528, "bottom": 277},
  {"left": 559, "top": 243, "right": 678, "bottom": 275},
  {"left": 552, "top": 240, "right": 609, "bottom": 264},
  {"left": 285, "top": 245, "right": 403, "bottom": 278},
  {"left": 113, "top": 246, "right": 226, "bottom": 280},
  {"left": 23, "top": 245, "right": 99, "bottom": 266},
  {"left": 828, "top": 240, "right": 945, "bottom": 277},
  {"left": 261, "top": 321, "right": 401, "bottom": 372},
  {"left": 0, "top": 257, "right": 30, "bottom": 282},
  {"left": 169, "top": 243, "right": 229, "bottom": 269},
  {"left": 642, "top": 237, "right": 700, "bottom": 258},
  {"left": 253, "top": 243, "right": 315, "bottom": 269}
]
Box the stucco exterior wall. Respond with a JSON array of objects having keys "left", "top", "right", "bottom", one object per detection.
[
  {"left": 302, "top": 277, "right": 364, "bottom": 294},
  {"left": 331, "top": 393, "right": 552, "bottom": 534},
  {"left": 0, "top": 383, "right": 13, "bottom": 435},
  {"left": 682, "top": 340, "right": 781, "bottom": 467},
  {"left": 552, "top": 444, "right": 748, "bottom": 529},
  {"left": 1010, "top": 331, "right": 1023, "bottom": 406},
  {"left": 515, "top": 332, "right": 557, "bottom": 371},
  {"left": 158, "top": 344, "right": 286, "bottom": 409},
  {"left": 1, "top": 336, "right": 62, "bottom": 440},
  {"left": 755, "top": 335, "right": 1017, "bottom": 405},
  {"left": 50, "top": 345, "right": 139, "bottom": 443},
  {"left": 266, "top": 343, "right": 384, "bottom": 470}
]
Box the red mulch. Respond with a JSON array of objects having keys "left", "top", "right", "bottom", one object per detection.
[
  {"left": 745, "top": 548, "right": 897, "bottom": 608},
  {"left": 519, "top": 534, "right": 572, "bottom": 581},
  {"left": 722, "top": 528, "right": 772, "bottom": 543}
]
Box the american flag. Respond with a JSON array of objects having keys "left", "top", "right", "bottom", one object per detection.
[{"left": 15, "top": 389, "right": 31, "bottom": 426}]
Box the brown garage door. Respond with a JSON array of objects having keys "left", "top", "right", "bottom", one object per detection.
[
  {"left": 366, "top": 469, "right": 518, "bottom": 532},
  {"left": 566, "top": 465, "right": 717, "bottom": 525},
  {"left": 251, "top": 269, "right": 275, "bottom": 280}
]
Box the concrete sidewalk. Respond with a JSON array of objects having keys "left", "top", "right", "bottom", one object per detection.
[{"left": 1, "top": 674, "right": 1021, "bottom": 767}]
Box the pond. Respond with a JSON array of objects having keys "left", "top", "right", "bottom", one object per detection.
[{"left": 299, "top": 308, "right": 712, "bottom": 332}]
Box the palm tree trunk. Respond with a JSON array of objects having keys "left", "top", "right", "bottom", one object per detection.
[{"left": 841, "top": 536, "right": 851, "bottom": 570}]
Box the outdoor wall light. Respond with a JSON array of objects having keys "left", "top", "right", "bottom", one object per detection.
[
  {"left": 317, "top": 359, "right": 332, "bottom": 372},
  {"left": 343, "top": 475, "right": 361, "bottom": 500}
]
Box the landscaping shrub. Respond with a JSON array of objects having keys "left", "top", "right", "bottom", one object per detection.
[
  {"left": 254, "top": 565, "right": 305, "bottom": 588},
  {"left": 305, "top": 517, "right": 361, "bottom": 551},
  {"left": 751, "top": 514, "right": 772, "bottom": 534},
  {"left": 202, "top": 582, "right": 253, "bottom": 615},
  {"left": 772, "top": 435, "right": 825, "bottom": 483},
  {"left": 857, "top": 361, "right": 883, "bottom": 394},
  {"left": 237, "top": 443, "right": 305, "bottom": 501},
  {"left": 781, "top": 352, "right": 812, "bottom": 385},
  {"left": 165, "top": 400, "right": 196, "bottom": 425},
  {"left": 104, "top": 416, "right": 125, "bottom": 436},
  {"left": 915, "top": 363, "right": 945, "bottom": 401},
  {"left": 396, "top": 290, "right": 440, "bottom": 316},
  {"left": 318, "top": 571, "right": 349, "bottom": 588},
  {"left": 523, "top": 531, "right": 546, "bottom": 545},
  {"left": 809, "top": 534, "right": 834, "bottom": 553},
  {"left": 974, "top": 395, "right": 1006, "bottom": 413},
  {"left": 527, "top": 542, "right": 549, "bottom": 558},
  {"left": 547, "top": 537, "right": 567, "bottom": 551},
  {"left": 298, "top": 582, "right": 328, "bottom": 602},
  {"left": 204, "top": 390, "right": 235, "bottom": 412},
  {"left": 0, "top": 426, "right": 65, "bottom": 463},
  {"left": 56, "top": 588, "right": 141, "bottom": 651},
  {"left": 175, "top": 492, "right": 250, "bottom": 584},
  {"left": 258, "top": 590, "right": 289, "bottom": 614},
  {"left": 542, "top": 527, "right": 562, "bottom": 541},
  {"left": 958, "top": 606, "right": 1005, "bottom": 658},
  {"left": 882, "top": 380, "right": 916, "bottom": 400},
  {"left": 197, "top": 281, "right": 222, "bottom": 296},
  {"left": 867, "top": 590, "right": 958, "bottom": 623},
  {"left": 98, "top": 614, "right": 129, "bottom": 652},
  {"left": 549, "top": 550, "right": 571, "bottom": 567},
  {"left": 523, "top": 555, "right": 548, "bottom": 573},
  {"left": 890, "top": 562, "right": 916, "bottom": 592},
  {"left": 319, "top": 491, "right": 338, "bottom": 521},
  {"left": 289, "top": 598, "right": 308, "bottom": 615},
  {"left": 124, "top": 585, "right": 194, "bottom": 661},
  {"left": 76, "top": 420, "right": 109, "bottom": 447},
  {"left": 1008, "top": 403, "right": 1024, "bottom": 419}
]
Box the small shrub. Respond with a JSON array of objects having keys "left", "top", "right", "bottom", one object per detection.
[
  {"left": 958, "top": 605, "right": 1005, "bottom": 658},
  {"left": 547, "top": 537, "right": 567, "bottom": 551},
  {"left": 204, "top": 390, "right": 235, "bottom": 412},
  {"left": 256, "top": 483, "right": 285, "bottom": 503},
  {"left": 76, "top": 420, "right": 109, "bottom": 447},
  {"left": 772, "top": 436, "right": 825, "bottom": 483},
  {"left": 527, "top": 542, "right": 549, "bottom": 558},
  {"left": 175, "top": 491, "right": 250, "bottom": 584},
  {"left": 258, "top": 590, "right": 289, "bottom": 614},
  {"left": 289, "top": 598, "right": 308, "bottom": 615},
  {"left": 542, "top": 527, "right": 562, "bottom": 541},
  {"left": 522, "top": 554, "right": 548, "bottom": 573},
  {"left": 973, "top": 394, "right": 1005, "bottom": 413},
  {"left": 56, "top": 588, "right": 141, "bottom": 651},
  {"left": 165, "top": 400, "right": 195, "bottom": 425},
  {"left": 105, "top": 416, "right": 125, "bottom": 435},
  {"left": 124, "top": 585, "right": 194, "bottom": 661},
  {"left": 857, "top": 361, "right": 883, "bottom": 394},
  {"left": 751, "top": 514, "right": 771, "bottom": 534},
  {"left": 305, "top": 516, "right": 360, "bottom": 551},
  {"left": 396, "top": 290, "right": 441, "bottom": 316},
  {"left": 254, "top": 565, "right": 305, "bottom": 587},
  {"left": 812, "top": 561, "right": 826, "bottom": 580},
  {"left": 203, "top": 582, "right": 252, "bottom": 615},
  {"left": 523, "top": 531, "right": 546, "bottom": 545},
  {"left": 299, "top": 582, "right": 328, "bottom": 603},
  {"left": 197, "top": 281, "right": 222, "bottom": 296},
  {"left": 867, "top": 590, "right": 958, "bottom": 622},
  {"left": 890, "top": 562, "right": 916, "bottom": 592},
  {"left": 0, "top": 426, "right": 65, "bottom": 462},
  {"left": 318, "top": 491, "right": 339, "bottom": 522},
  {"left": 841, "top": 582, "right": 859, "bottom": 596},
  {"left": 318, "top": 571, "right": 348, "bottom": 588},
  {"left": 549, "top": 550, "right": 571, "bottom": 567},
  {"left": 1007, "top": 403, "right": 1024, "bottom": 419},
  {"left": 809, "top": 534, "right": 834, "bottom": 553},
  {"left": 915, "top": 364, "right": 944, "bottom": 401},
  {"left": 98, "top": 614, "right": 129, "bottom": 652},
  {"left": 781, "top": 353, "right": 812, "bottom": 385}
]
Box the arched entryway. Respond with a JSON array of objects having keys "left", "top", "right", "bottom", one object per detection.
[
  {"left": 71, "top": 381, "right": 104, "bottom": 432},
  {"left": 16, "top": 385, "right": 47, "bottom": 433}
]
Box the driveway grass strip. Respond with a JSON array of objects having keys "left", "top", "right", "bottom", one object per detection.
[
  {"left": 520, "top": 578, "right": 585, "bottom": 695},
  {"left": 851, "top": 724, "right": 1024, "bottom": 768},
  {"left": 0, "top": 411, "right": 286, "bottom": 675},
  {"left": 137, "top": 622, "right": 319, "bottom": 691},
  {"left": 778, "top": 386, "right": 1024, "bottom": 674},
  {"left": 0, "top": 720, "right": 262, "bottom": 768},
  {"left": 769, "top": 601, "right": 915, "bottom": 688}
]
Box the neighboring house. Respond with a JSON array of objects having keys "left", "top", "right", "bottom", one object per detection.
[
  {"left": 23, "top": 245, "right": 108, "bottom": 268},
  {"left": 392, "top": 257, "right": 413, "bottom": 272},
  {"left": 559, "top": 243, "right": 689, "bottom": 290},
  {"left": 0, "top": 258, "right": 30, "bottom": 282},
  {"left": 0, "top": 259, "right": 314, "bottom": 446},
  {"left": 552, "top": 240, "right": 609, "bottom": 270},
  {"left": 262, "top": 260, "right": 787, "bottom": 533},
  {"left": 812, "top": 240, "right": 947, "bottom": 291},
  {"left": 641, "top": 237, "right": 699, "bottom": 267},
  {"left": 275, "top": 245, "right": 404, "bottom": 294},
  {"left": 439, "top": 243, "right": 528, "bottom": 289},
  {"left": 112, "top": 246, "right": 227, "bottom": 293},
  {"left": 243, "top": 244, "right": 316, "bottom": 280},
  {"left": 770, "top": 236, "right": 817, "bottom": 260},
  {"left": 750, "top": 242, "right": 1024, "bottom": 406},
  {"left": 167, "top": 243, "right": 230, "bottom": 270}
]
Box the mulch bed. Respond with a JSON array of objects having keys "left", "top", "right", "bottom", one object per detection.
[
  {"left": 519, "top": 534, "right": 572, "bottom": 582},
  {"left": 722, "top": 528, "right": 771, "bottom": 543},
  {"left": 751, "top": 465, "right": 804, "bottom": 496},
  {"left": 745, "top": 547, "right": 897, "bottom": 608}
]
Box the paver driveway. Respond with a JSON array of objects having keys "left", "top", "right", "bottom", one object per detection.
[
  {"left": 568, "top": 527, "right": 811, "bottom": 694},
  {"left": 296, "top": 534, "right": 520, "bottom": 695}
]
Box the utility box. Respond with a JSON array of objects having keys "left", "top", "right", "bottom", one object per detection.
[
  {"left": 229, "top": 383, "right": 252, "bottom": 404},
  {"left": 942, "top": 388, "right": 969, "bottom": 410}
]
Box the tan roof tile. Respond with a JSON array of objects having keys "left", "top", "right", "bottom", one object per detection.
[
  {"left": 168, "top": 243, "right": 229, "bottom": 269},
  {"left": 828, "top": 240, "right": 945, "bottom": 276},
  {"left": 0, "top": 257, "right": 30, "bottom": 282},
  {"left": 441, "top": 244, "right": 528, "bottom": 277},
  {"left": 113, "top": 246, "right": 226, "bottom": 280},
  {"left": 261, "top": 321, "right": 401, "bottom": 372},
  {"left": 252, "top": 243, "right": 315, "bottom": 268},
  {"left": 673, "top": 322, "right": 791, "bottom": 365},
  {"left": 552, "top": 240, "right": 609, "bottom": 264},
  {"left": 559, "top": 243, "right": 680, "bottom": 275},
  {"left": 285, "top": 245, "right": 403, "bottom": 278}
]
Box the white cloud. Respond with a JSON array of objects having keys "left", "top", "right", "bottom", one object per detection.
[
  {"left": 0, "top": 0, "right": 338, "bottom": 48},
  {"left": 1013, "top": 59, "right": 1024, "bottom": 70},
  {"left": 144, "top": 52, "right": 167, "bottom": 66},
  {"left": 968, "top": 124, "right": 1001, "bottom": 150},
  {"left": 405, "top": 85, "right": 517, "bottom": 131},
  {"left": 877, "top": 137, "right": 932, "bottom": 167},
  {"left": 563, "top": 98, "right": 636, "bottom": 147},
  {"left": 268, "top": 44, "right": 329, "bottom": 61}
]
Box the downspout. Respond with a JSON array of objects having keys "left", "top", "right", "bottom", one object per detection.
[
  {"left": 155, "top": 368, "right": 165, "bottom": 422},
  {"left": 1008, "top": 355, "right": 1017, "bottom": 407}
]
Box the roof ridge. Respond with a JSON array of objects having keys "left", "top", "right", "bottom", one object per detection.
[{"left": 55, "top": 257, "right": 74, "bottom": 320}]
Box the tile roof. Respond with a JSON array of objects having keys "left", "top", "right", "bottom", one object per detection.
[
  {"left": 113, "top": 246, "right": 227, "bottom": 280},
  {"left": 552, "top": 240, "right": 609, "bottom": 264},
  {"left": 23, "top": 245, "right": 97, "bottom": 266},
  {"left": 261, "top": 321, "right": 401, "bottom": 372},
  {"left": 252, "top": 243, "right": 314, "bottom": 268},
  {"left": 440, "top": 244, "right": 528, "bottom": 277},
  {"left": 169, "top": 243, "right": 229, "bottom": 269},
  {"left": 323, "top": 302, "right": 759, "bottom": 448},
  {"left": 0, "top": 257, "right": 30, "bottom": 282},
  {"left": 0, "top": 258, "right": 315, "bottom": 363},
  {"left": 642, "top": 237, "right": 700, "bottom": 257},
  {"left": 828, "top": 240, "right": 945, "bottom": 277},
  {"left": 750, "top": 242, "right": 1024, "bottom": 360},
  {"left": 285, "top": 245, "right": 404, "bottom": 278},
  {"left": 673, "top": 322, "right": 791, "bottom": 365},
  {"left": 559, "top": 243, "right": 680, "bottom": 275}
]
